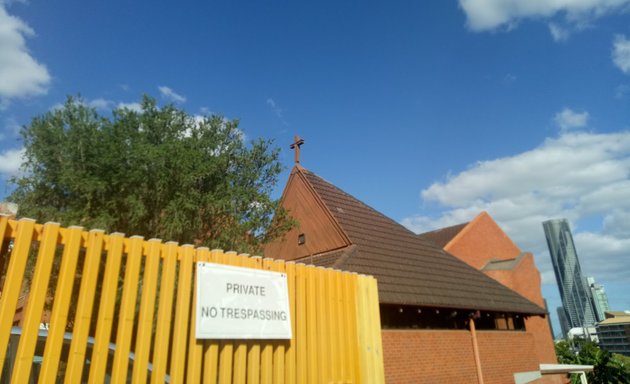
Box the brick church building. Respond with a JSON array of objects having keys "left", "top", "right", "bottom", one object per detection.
[{"left": 265, "top": 139, "right": 562, "bottom": 383}]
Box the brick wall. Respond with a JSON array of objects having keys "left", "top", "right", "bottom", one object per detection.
[
  {"left": 485, "top": 254, "right": 558, "bottom": 366},
  {"left": 445, "top": 212, "right": 522, "bottom": 269},
  {"left": 382, "top": 330, "right": 477, "bottom": 383},
  {"left": 382, "top": 329, "right": 565, "bottom": 384}
]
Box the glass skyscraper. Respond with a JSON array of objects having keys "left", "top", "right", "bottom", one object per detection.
[
  {"left": 587, "top": 276, "right": 610, "bottom": 322},
  {"left": 543, "top": 219, "right": 597, "bottom": 331}
]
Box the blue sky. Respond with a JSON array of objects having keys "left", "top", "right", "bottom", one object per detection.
[{"left": 1, "top": 0, "right": 629, "bottom": 335}]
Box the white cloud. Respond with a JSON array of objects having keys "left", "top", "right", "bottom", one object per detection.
[
  {"left": 613, "top": 35, "right": 630, "bottom": 74},
  {"left": 615, "top": 84, "right": 630, "bottom": 98},
  {"left": 549, "top": 23, "right": 570, "bottom": 42},
  {"left": 459, "top": 0, "right": 630, "bottom": 34},
  {"left": 158, "top": 86, "right": 186, "bottom": 103},
  {"left": 87, "top": 98, "right": 113, "bottom": 111},
  {"left": 266, "top": 98, "right": 288, "bottom": 126},
  {"left": 0, "top": 147, "right": 24, "bottom": 176},
  {"left": 402, "top": 130, "right": 630, "bottom": 289},
  {"left": 0, "top": 4, "right": 50, "bottom": 105},
  {"left": 117, "top": 102, "right": 142, "bottom": 113},
  {"left": 3, "top": 116, "right": 21, "bottom": 139},
  {"left": 554, "top": 108, "right": 589, "bottom": 130}
]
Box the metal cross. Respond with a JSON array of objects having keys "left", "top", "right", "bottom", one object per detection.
[{"left": 290, "top": 135, "right": 305, "bottom": 164}]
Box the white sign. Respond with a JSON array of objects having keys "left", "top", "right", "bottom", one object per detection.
[{"left": 195, "top": 262, "right": 292, "bottom": 339}]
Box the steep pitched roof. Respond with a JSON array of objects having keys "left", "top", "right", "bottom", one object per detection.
[
  {"left": 419, "top": 223, "right": 468, "bottom": 248},
  {"left": 296, "top": 167, "right": 545, "bottom": 315}
]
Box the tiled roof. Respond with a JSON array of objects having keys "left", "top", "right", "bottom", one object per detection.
[
  {"left": 299, "top": 167, "right": 545, "bottom": 315},
  {"left": 419, "top": 223, "right": 468, "bottom": 248}
]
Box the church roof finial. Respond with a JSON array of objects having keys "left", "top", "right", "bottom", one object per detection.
[{"left": 290, "top": 135, "right": 305, "bottom": 164}]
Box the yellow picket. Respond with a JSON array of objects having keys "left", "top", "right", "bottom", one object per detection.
[
  {"left": 131, "top": 238, "right": 162, "bottom": 383},
  {"left": 284, "top": 261, "right": 297, "bottom": 384},
  {"left": 110, "top": 236, "right": 144, "bottom": 382},
  {"left": 39, "top": 226, "right": 83, "bottom": 381},
  {"left": 245, "top": 256, "right": 262, "bottom": 384},
  {"left": 0, "top": 218, "right": 35, "bottom": 375},
  {"left": 151, "top": 241, "right": 179, "bottom": 384},
  {"left": 170, "top": 244, "right": 195, "bottom": 383},
  {"left": 186, "top": 247, "right": 210, "bottom": 383},
  {"left": 294, "top": 263, "right": 308, "bottom": 384},
  {"left": 11, "top": 222, "right": 60, "bottom": 383},
  {"left": 88, "top": 232, "right": 125, "bottom": 384},
  {"left": 259, "top": 258, "right": 275, "bottom": 384},
  {"left": 231, "top": 253, "right": 250, "bottom": 384},
  {"left": 64, "top": 229, "right": 105, "bottom": 383}
]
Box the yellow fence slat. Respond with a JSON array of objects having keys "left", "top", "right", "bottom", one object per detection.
[
  {"left": 356, "top": 274, "right": 371, "bottom": 383},
  {"left": 88, "top": 232, "right": 125, "bottom": 384},
  {"left": 39, "top": 226, "right": 84, "bottom": 381},
  {"left": 271, "top": 259, "right": 286, "bottom": 384},
  {"left": 187, "top": 247, "right": 210, "bottom": 382},
  {"left": 245, "top": 256, "right": 262, "bottom": 384},
  {"left": 186, "top": 247, "right": 210, "bottom": 383},
  {"left": 294, "top": 263, "right": 307, "bottom": 384},
  {"left": 305, "top": 264, "right": 318, "bottom": 384},
  {"left": 356, "top": 274, "right": 386, "bottom": 384},
  {"left": 64, "top": 229, "right": 105, "bottom": 383},
  {"left": 259, "top": 258, "right": 274, "bottom": 384},
  {"left": 110, "top": 236, "right": 144, "bottom": 382},
  {"left": 11, "top": 222, "right": 60, "bottom": 383},
  {"left": 326, "top": 267, "right": 341, "bottom": 380},
  {"left": 0, "top": 218, "right": 35, "bottom": 375},
  {"left": 218, "top": 251, "right": 237, "bottom": 384},
  {"left": 368, "top": 276, "right": 385, "bottom": 383},
  {"left": 316, "top": 266, "right": 331, "bottom": 383},
  {"left": 151, "top": 241, "right": 179, "bottom": 384},
  {"left": 232, "top": 253, "right": 250, "bottom": 384},
  {"left": 202, "top": 248, "right": 224, "bottom": 384},
  {"left": 170, "top": 244, "right": 195, "bottom": 383},
  {"left": 343, "top": 272, "right": 359, "bottom": 384},
  {"left": 333, "top": 268, "right": 347, "bottom": 381},
  {"left": 284, "top": 261, "right": 296, "bottom": 384},
  {"left": 131, "top": 238, "right": 162, "bottom": 384}
]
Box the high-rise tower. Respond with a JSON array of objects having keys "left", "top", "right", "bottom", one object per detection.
[
  {"left": 543, "top": 219, "right": 597, "bottom": 331},
  {"left": 587, "top": 276, "right": 610, "bottom": 322}
]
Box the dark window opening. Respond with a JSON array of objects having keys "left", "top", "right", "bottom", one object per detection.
[{"left": 380, "top": 304, "right": 526, "bottom": 331}]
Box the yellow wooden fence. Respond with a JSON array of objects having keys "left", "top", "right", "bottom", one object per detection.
[{"left": 0, "top": 217, "right": 384, "bottom": 383}]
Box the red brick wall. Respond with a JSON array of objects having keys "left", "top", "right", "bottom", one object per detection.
[
  {"left": 382, "top": 330, "right": 477, "bottom": 383},
  {"left": 382, "top": 329, "right": 564, "bottom": 384},
  {"left": 485, "top": 254, "right": 558, "bottom": 366},
  {"left": 476, "top": 331, "right": 539, "bottom": 384},
  {"left": 445, "top": 212, "right": 522, "bottom": 269}
]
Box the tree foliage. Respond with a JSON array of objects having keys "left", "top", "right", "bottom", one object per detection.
[
  {"left": 10, "top": 95, "right": 294, "bottom": 254},
  {"left": 555, "top": 339, "right": 630, "bottom": 384}
]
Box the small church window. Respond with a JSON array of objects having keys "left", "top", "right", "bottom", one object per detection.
[{"left": 298, "top": 233, "right": 306, "bottom": 245}]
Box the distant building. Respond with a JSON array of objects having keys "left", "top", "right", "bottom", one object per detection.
[
  {"left": 556, "top": 306, "right": 571, "bottom": 338},
  {"left": 587, "top": 276, "right": 610, "bottom": 322},
  {"left": 597, "top": 311, "right": 630, "bottom": 356},
  {"left": 543, "top": 219, "right": 597, "bottom": 332},
  {"left": 567, "top": 326, "right": 598, "bottom": 343}
]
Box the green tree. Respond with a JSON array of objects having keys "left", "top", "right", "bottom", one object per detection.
[
  {"left": 10, "top": 95, "right": 294, "bottom": 254},
  {"left": 555, "top": 339, "right": 630, "bottom": 384}
]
